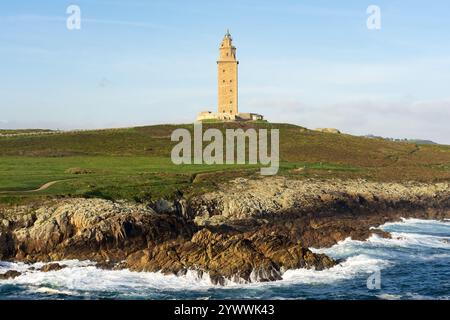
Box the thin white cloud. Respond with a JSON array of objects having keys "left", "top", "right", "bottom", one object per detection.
[
  {"left": 82, "top": 18, "right": 171, "bottom": 30},
  {"left": 252, "top": 98, "right": 450, "bottom": 144},
  {"left": 0, "top": 14, "right": 170, "bottom": 30}
]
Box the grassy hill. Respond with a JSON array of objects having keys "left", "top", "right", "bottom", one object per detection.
[{"left": 0, "top": 122, "right": 449, "bottom": 205}]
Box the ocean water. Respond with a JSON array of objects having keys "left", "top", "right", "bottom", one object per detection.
[{"left": 0, "top": 218, "right": 449, "bottom": 300}]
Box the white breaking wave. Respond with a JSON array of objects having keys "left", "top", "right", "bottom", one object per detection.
[
  {"left": 0, "top": 255, "right": 391, "bottom": 292},
  {"left": 280, "top": 254, "right": 389, "bottom": 285},
  {"left": 34, "top": 287, "right": 77, "bottom": 296},
  {"left": 376, "top": 293, "right": 402, "bottom": 300},
  {"left": 312, "top": 218, "right": 450, "bottom": 256},
  {"left": 370, "top": 232, "right": 450, "bottom": 249},
  {"left": 0, "top": 218, "right": 448, "bottom": 296},
  {"left": 1, "top": 262, "right": 217, "bottom": 293},
  {"left": 384, "top": 217, "right": 450, "bottom": 226},
  {"left": 381, "top": 218, "right": 450, "bottom": 235},
  {"left": 295, "top": 218, "right": 449, "bottom": 284}
]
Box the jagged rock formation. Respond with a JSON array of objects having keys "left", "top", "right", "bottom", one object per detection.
[
  {"left": 0, "top": 270, "right": 21, "bottom": 280},
  {"left": 0, "top": 198, "right": 336, "bottom": 283},
  {"left": 189, "top": 177, "right": 449, "bottom": 248},
  {"left": 124, "top": 229, "right": 335, "bottom": 284},
  {"left": 39, "top": 263, "right": 66, "bottom": 272},
  {"left": 0, "top": 178, "right": 449, "bottom": 284},
  {"left": 191, "top": 177, "right": 449, "bottom": 222},
  {"left": 2, "top": 199, "right": 195, "bottom": 262}
]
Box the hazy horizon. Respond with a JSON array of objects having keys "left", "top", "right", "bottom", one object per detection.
[{"left": 1, "top": 0, "right": 449, "bottom": 144}]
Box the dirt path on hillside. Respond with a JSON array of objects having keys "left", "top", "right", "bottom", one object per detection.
[{"left": 0, "top": 180, "right": 64, "bottom": 194}]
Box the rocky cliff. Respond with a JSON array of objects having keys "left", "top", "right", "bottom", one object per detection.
[{"left": 1, "top": 177, "right": 449, "bottom": 284}]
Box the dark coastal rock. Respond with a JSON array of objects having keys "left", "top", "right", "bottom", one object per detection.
[
  {"left": 0, "top": 231, "right": 14, "bottom": 260},
  {"left": 124, "top": 228, "right": 336, "bottom": 284},
  {"left": 39, "top": 263, "right": 66, "bottom": 272},
  {"left": 95, "top": 260, "right": 118, "bottom": 270},
  {"left": 0, "top": 270, "right": 21, "bottom": 280},
  {"left": 6, "top": 199, "right": 196, "bottom": 262},
  {"left": 190, "top": 177, "right": 450, "bottom": 248},
  {"left": 191, "top": 177, "right": 450, "bottom": 223},
  {"left": 0, "top": 177, "right": 449, "bottom": 284}
]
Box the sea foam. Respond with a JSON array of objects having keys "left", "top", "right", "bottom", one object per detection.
[{"left": 0, "top": 218, "right": 448, "bottom": 298}]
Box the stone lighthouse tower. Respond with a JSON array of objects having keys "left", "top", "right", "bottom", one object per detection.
[
  {"left": 217, "top": 30, "right": 238, "bottom": 115},
  {"left": 196, "top": 31, "right": 263, "bottom": 122}
]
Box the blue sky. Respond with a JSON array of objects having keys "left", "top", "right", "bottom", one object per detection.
[{"left": 1, "top": 0, "right": 449, "bottom": 143}]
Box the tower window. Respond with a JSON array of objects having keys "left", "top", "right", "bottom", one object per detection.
[
  {"left": 223, "top": 69, "right": 225, "bottom": 72},
  {"left": 230, "top": 80, "right": 232, "bottom": 82}
]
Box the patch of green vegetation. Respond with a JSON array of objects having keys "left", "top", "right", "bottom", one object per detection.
[
  {"left": 0, "top": 129, "right": 55, "bottom": 134},
  {"left": 0, "top": 122, "right": 449, "bottom": 205},
  {"left": 0, "top": 155, "right": 262, "bottom": 204},
  {"left": 280, "top": 162, "right": 362, "bottom": 172},
  {"left": 198, "top": 119, "right": 225, "bottom": 123},
  {"left": 422, "top": 163, "right": 450, "bottom": 172}
]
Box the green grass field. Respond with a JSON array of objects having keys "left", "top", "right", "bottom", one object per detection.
[{"left": 0, "top": 123, "right": 448, "bottom": 205}]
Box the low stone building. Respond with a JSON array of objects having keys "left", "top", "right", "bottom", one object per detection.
[{"left": 196, "top": 111, "right": 264, "bottom": 122}]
